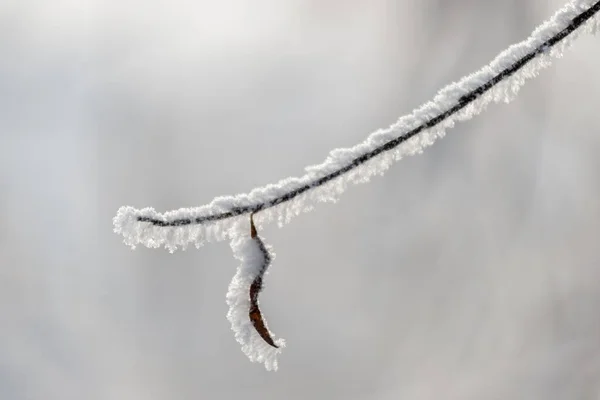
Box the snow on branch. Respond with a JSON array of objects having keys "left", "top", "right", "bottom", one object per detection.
[
  {"left": 112, "top": 0, "right": 600, "bottom": 371},
  {"left": 114, "top": 0, "right": 599, "bottom": 252}
]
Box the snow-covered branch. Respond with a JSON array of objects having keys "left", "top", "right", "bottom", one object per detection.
[
  {"left": 114, "top": 0, "right": 599, "bottom": 253},
  {"left": 113, "top": 0, "right": 600, "bottom": 370}
]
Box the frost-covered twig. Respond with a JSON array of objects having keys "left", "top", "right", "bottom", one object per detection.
[
  {"left": 114, "top": 0, "right": 600, "bottom": 252},
  {"left": 112, "top": 0, "right": 600, "bottom": 371}
]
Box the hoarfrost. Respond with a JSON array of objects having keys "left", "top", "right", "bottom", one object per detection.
[
  {"left": 114, "top": 0, "right": 600, "bottom": 251},
  {"left": 226, "top": 221, "right": 285, "bottom": 371}
]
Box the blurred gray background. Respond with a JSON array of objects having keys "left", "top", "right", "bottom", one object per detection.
[{"left": 1, "top": 0, "right": 599, "bottom": 399}]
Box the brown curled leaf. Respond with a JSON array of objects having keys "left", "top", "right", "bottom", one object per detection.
[
  {"left": 250, "top": 213, "right": 258, "bottom": 238},
  {"left": 248, "top": 214, "right": 279, "bottom": 348}
]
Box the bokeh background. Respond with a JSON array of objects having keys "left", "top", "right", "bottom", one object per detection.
[{"left": 2, "top": 0, "right": 599, "bottom": 398}]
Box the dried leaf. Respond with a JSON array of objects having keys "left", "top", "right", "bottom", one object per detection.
[{"left": 248, "top": 214, "right": 279, "bottom": 348}]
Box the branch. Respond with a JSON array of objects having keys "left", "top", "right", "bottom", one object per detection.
[{"left": 114, "top": 0, "right": 600, "bottom": 252}]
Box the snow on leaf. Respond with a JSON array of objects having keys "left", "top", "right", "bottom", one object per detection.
[{"left": 226, "top": 217, "right": 285, "bottom": 371}]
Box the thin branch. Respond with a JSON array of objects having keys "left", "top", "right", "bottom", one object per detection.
[
  {"left": 136, "top": 1, "right": 600, "bottom": 228},
  {"left": 113, "top": 0, "right": 600, "bottom": 253}
]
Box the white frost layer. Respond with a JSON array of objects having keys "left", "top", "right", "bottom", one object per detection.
[
  {"left": 114, "top": 0, "right": 600, "bottom": 251},
  {"left": 226, "top": 225, "right": 285, "bottom": 371}
]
